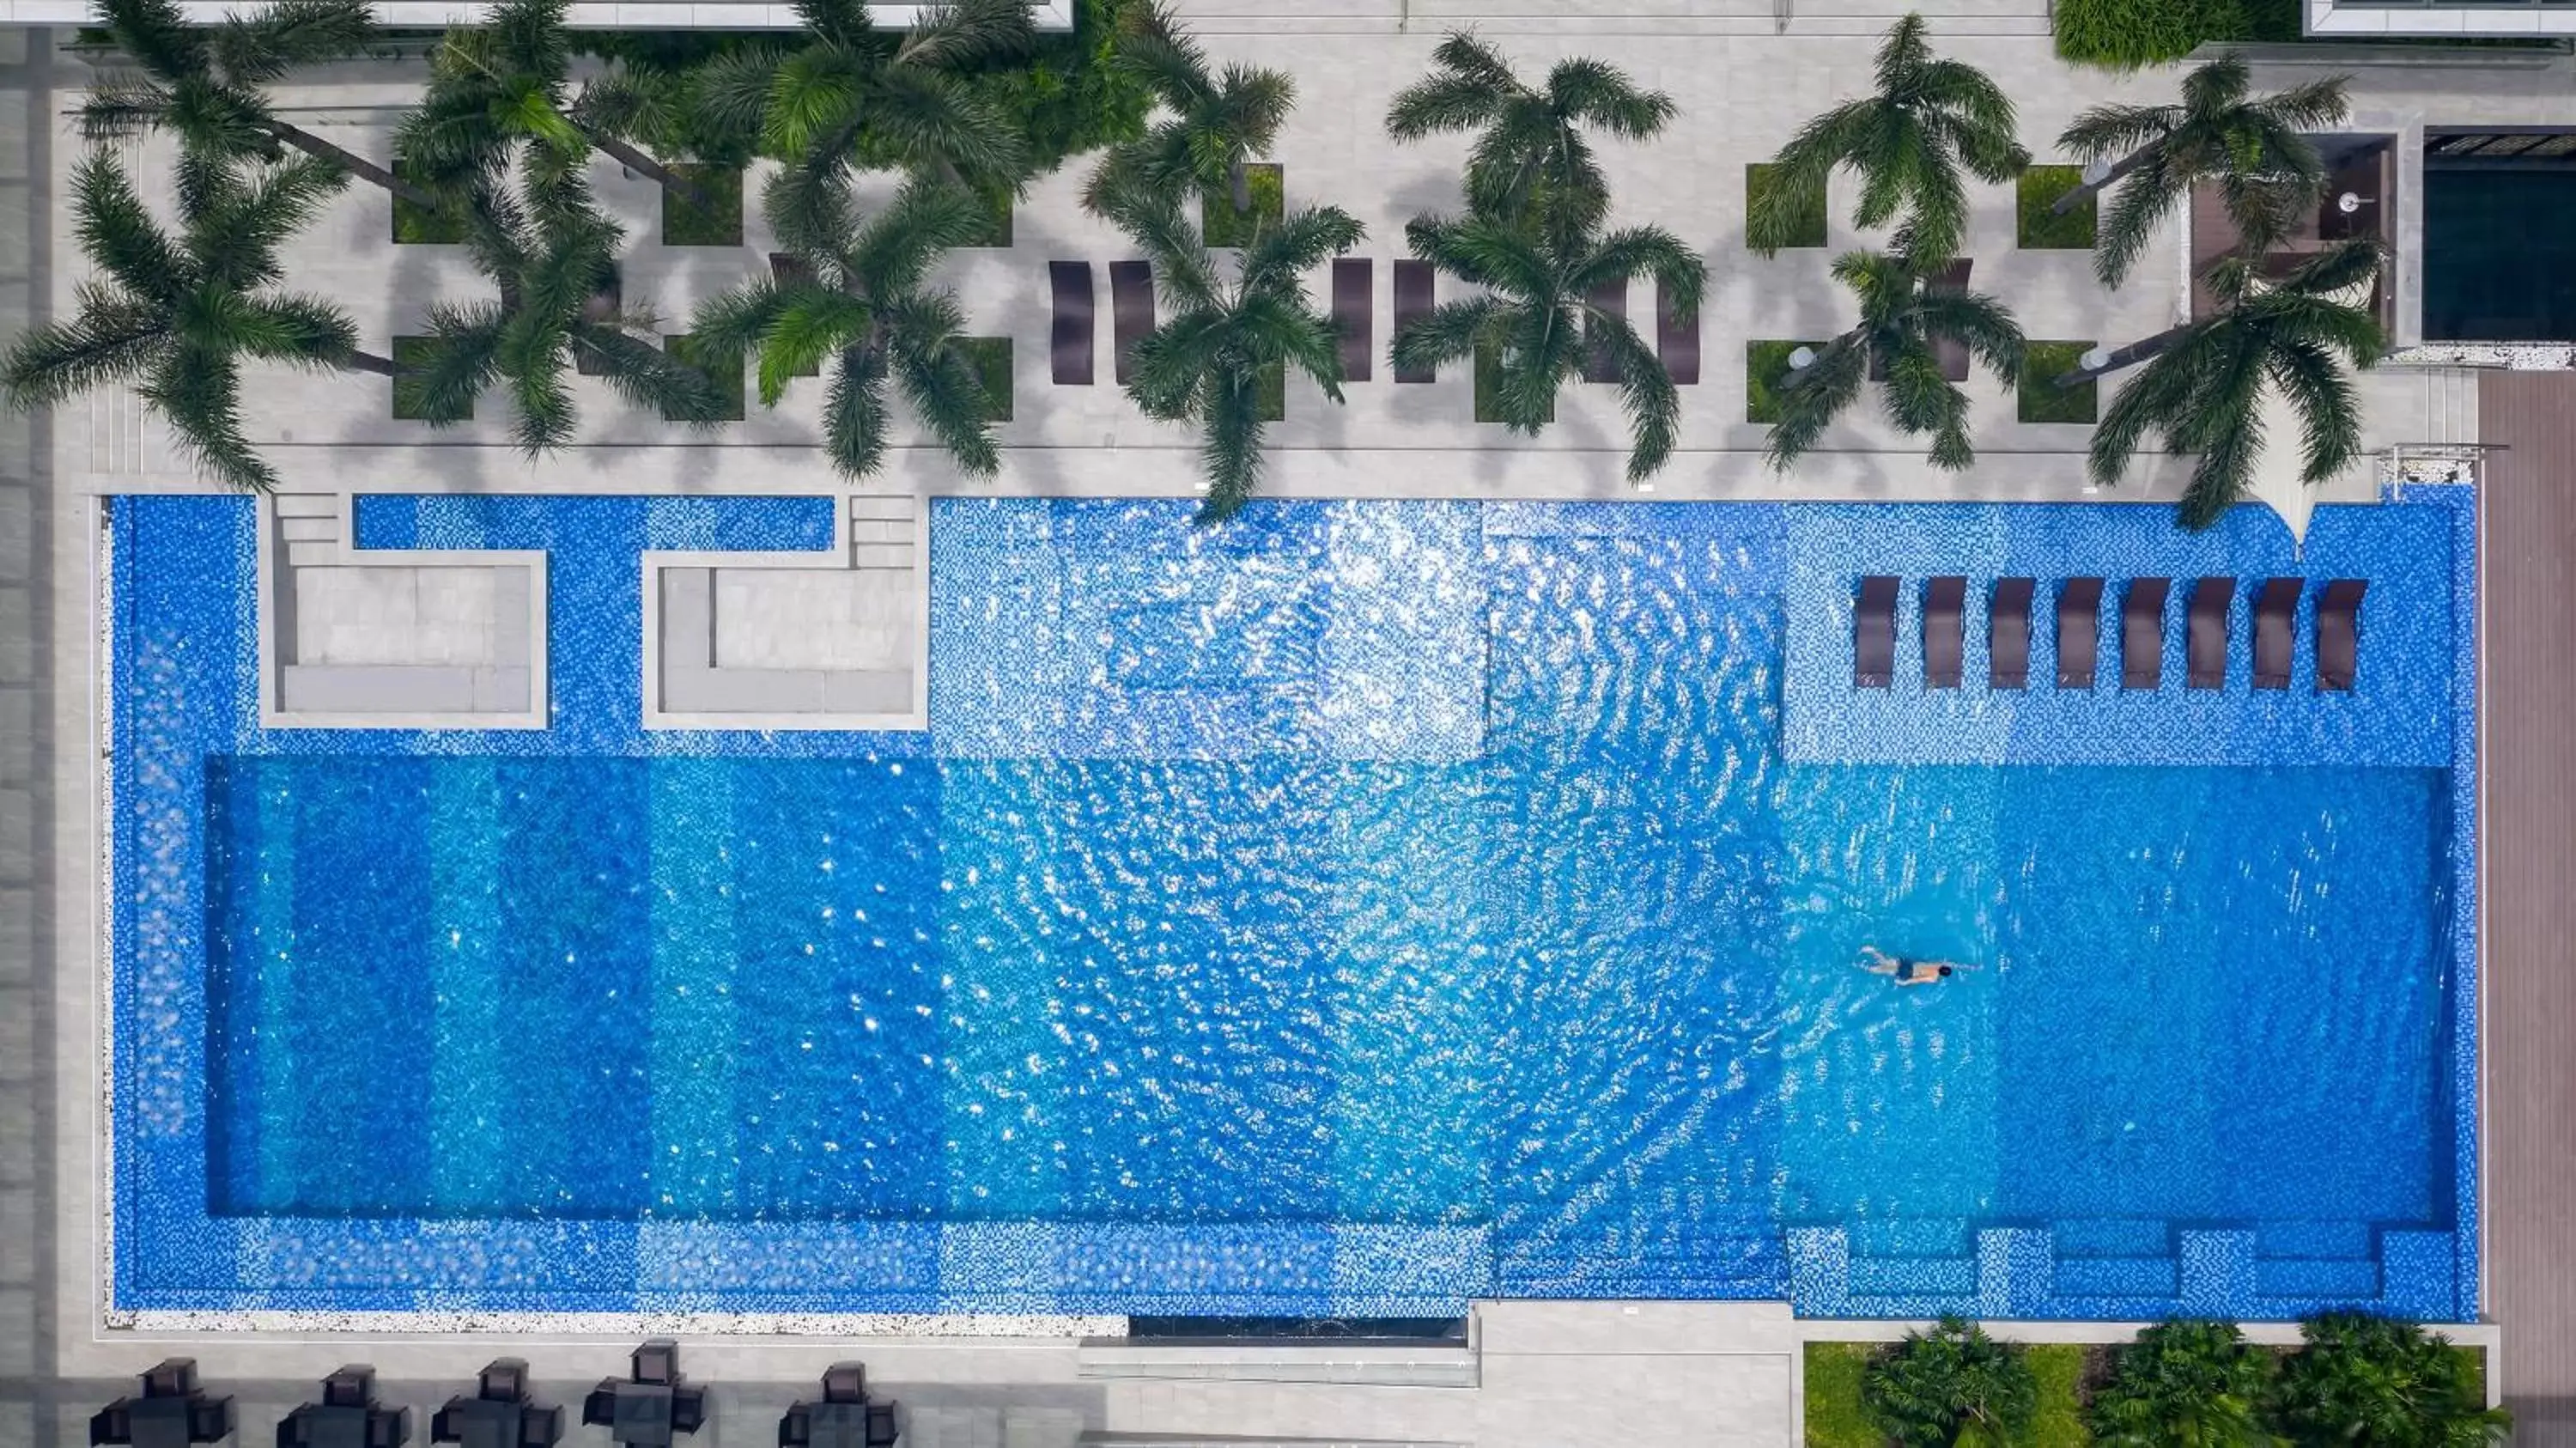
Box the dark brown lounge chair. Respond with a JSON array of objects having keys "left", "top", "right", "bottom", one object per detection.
[
  {"left": 1109, "top": 260, "right": 1153, "bottom": 386},
  {"left": 1394, "top": 260, "right": 1435, "bottom": 383},
  {"left": 2317, "top": 578, "right": 2367, "bottom": 692},
  {"left": 1990, "top": 577, "right": 2033, "bottom": 690},
  {"left": 1583, "top": 279, "right": 1625, "bottom": 383},
  {"left": 2057, "top": 577, "right": 2105, "bottom": 689},
  {"left": 2253, "top": 577, "right": 2300, "bottom": 690},
  {"left": 2123, "top": 577, "right": 2170, "bottom": 690},
  {"left": 1855, "top": 575, "right": 1898, "bottom": 689},
  {"left": 1659, "top": 277, "right": 1699, "bottom": 385},
  {"left": 1332, "top": 258, "right": 1372, "bottom": 382},
  {"left": 1048, "top": 261, "right": 1093, "bottom": 386},
  {"left": 2186, "top": 578, "right": 2234, "bottom": 690},
  {"left": 1923, "top": 576, "right": 1965, "bottom": 689},
  {"left": 1928, "top": 258, "right": 1973, "bottom": 382}
]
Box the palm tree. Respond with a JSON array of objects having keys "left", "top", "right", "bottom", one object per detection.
[
  {"left": 2275, "top": 1315, "right": 2510, "bottom": 1448},
  {"left": 398, "top": 0, "right": 715, "bottom": 210},
  {"left": 1747, "top": 13, "right": 2028, "bottom": 266},
  {"left": 684, "top": 0, "right": 1035, "bottom": 239},
  {"left": 2057, "top": 56, "right": 2350, "bottom": 287},
  {"left": 398, "top": 164, "right": 726, "bottom": 453},
  {"left": 1083, "top": 1, "right": 1292, "bottom": 217},
  {"left": 2087, "top": 1320, "right": 2274, "bottom": 1448},
  {"left": 1092, "top": 172, "right": 1362, "bottom": 521},
  {"left": 2084, "top": 239, "right": 2381, "bottom": 529},
  {"left": 1763, "top": 246, "right": 2023, "bottom": 472},
  {"left": 2, "top": 149, "right": 387, "bottom": 491},
  {"left": 1392, "top": 211, "right": 1703, "bottom": 484},
  {"left": 687, "top": 173, "right": 999, "bottom": 484},
  {"left": 81, "top": 0, "right": 440, "bottom": 210},
  {"left": 1384, "top": 33, "right": 1674, "bottom": 245},
  {"left": 1862, "top": 1317, "right": 2037, "bottom": 1448}
]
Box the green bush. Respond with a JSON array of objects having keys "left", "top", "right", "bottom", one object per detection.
[
  {"left": 1808, "top": 1343, "right": 1884, "bottom": 1448},
  {"left": 1867, "top": 1317, "right": 2038, "bottom": 1448},
  {"left": 664, "top": 334, "right": 744, "bottom": 422},
  {"left": 1203, "top": 163, "right": 1285, "bottom": 248},
  {"left": 958, "top": 337, "right": 1013, "bottom": 423},
  {"left": 2088, "top": 1322, "right": 2266, "bottom": 1448},
  {"left": 2017, "top": 167, "right": 2097, "bottom": 251},
  {"left": 2275, "top": 1315, "right": 2509, "bottom": 1448},
  {"left": 661, "top": 164, "right": 744, "bottom": 246},
  {"left": 2023, "top": 1346, "right": 2093, "bottom": 1448},
  {"left": 2051, "top": 0, "right": 2249, "bottom": 68},
  {"left": 976, "top": 0, "right": 1157, "bottom": 177},
  {"left": 1749, "top": 162, "right": 1828, "bottom": 250},
  {"left": 2020, "top": 342, "right": 2099, "bottom": 425},
  {"left": 389, "top": 336, "right": 447, "bottom": 420},
  {"left": 1748, "top": 339, "right": 1829, "bottom": 425}
]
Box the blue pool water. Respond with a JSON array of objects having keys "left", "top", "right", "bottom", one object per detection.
[{"left": 112, "top": 493, "right": 2478, "bottom": 1321}]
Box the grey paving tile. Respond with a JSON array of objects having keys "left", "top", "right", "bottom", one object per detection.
[
  {"left": 0, "top": 988, "right": 30, "bottom": 1081},
  {"left": 0, "top": 1182, "right": 30, "bottom": 1285},
  {"left": 0, "top": 1081, "right": 29, "bottom": 1183},
  {"left": 0, "top": 685, "right": 30, "bottom": 787},
  {"left": 0, "top": 788, "right": 28, "bottom": 883},
  {"left": 0, "top": 486, "right": 27, "bottom": 586},
  {"left": 0, "top": 888, "right": 28, "bottom": 987},
  {"left": 0, "top": 1294, "right": 29, "bottom": 1376},
  {"left": 0, "top": 590, "right": 27, "bottom": 683}
]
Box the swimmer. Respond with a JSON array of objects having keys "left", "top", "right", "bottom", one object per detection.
[{"left": 1859, "top": 944, "right": 1967, "bottom": 986}]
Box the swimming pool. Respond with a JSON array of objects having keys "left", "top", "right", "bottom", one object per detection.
[{"left": 109, "top": 493, "right": 2479, "bottom": 1323}]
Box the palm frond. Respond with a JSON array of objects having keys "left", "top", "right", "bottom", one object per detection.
[
  {"left": 72, "top": 152, "right": 192, "bottom": 303},
  {"left": 882, "top": 296, "right": 1002, "bottom": 478},
  {"left": 580, "top": 325, "right": 729, "bottom": 427},
  {"left": 0, "top": 289, "right": 168, "bottom": 406},
  {"left": 399, "top": 300, "right": 508, "bottom": 425},
  {"left": 98, "top": 0, "right": 207, "bottom": 82},
  {"left": 1390, "top": 295, "right": 1506, "bottom": 375},
  {"left": 895, "top": 0, "right": 1036, "bottom": 70},
  {"left": 214, "top": 0, "right": 374, "bottom": 82},
  {"left": 1194, "top": 365, "right": 1266, "bottom": 524},
  {"left": 820, "top": 343, "right": 895, "bottom": 478},
  {"left": 1239, "top": 204, "right": 1365, "bottom": 293},
  {"left": 1594, "top": 317, "right": 1680, "bottom": 480},
  {"left": 1546, "top": 57, "right": 1674, "bottom": 137},
  {"left": 142, "top": 344, "right": 272, "bottom": 490},
  {"left": 1765, "top": 332, "right": 1868, "bottom": 470}
]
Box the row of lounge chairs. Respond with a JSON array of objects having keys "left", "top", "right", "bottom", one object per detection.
[
  {"left": 1855, "top": 575, "right": 2368, "bottom": 692},
  {"left": 1048, "top": 259, "right": 1704, "bottom": 386},
  {"left": 92, "top": 1350, "right": 902, "bottom": 1448}
]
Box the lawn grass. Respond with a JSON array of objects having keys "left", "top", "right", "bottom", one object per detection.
[
  {"left": 1747, "top": 338, "right": 1829, "bottom": 425},
  {"left": 389, "top": 336, "right": 448, "bottom": 420},
  {"left": 2020, "top": 340, "right": 2099, "bottom": 425},
  {"left": 660, "top": 164, "right": 744, "bottom": 246},
  {"left": 2021, "top": 1344, "right": 2094, "bottom": 1448},
  {"left": 1748, "top": 162, "right": 1828, "bottom": 250},
  {"left": 2018, "top": 167, "right": 2099, "bottom": 251},
  {"left": 1804, "top": 1342, "right": 1881, "bottom": 1448},
  {"left": 1474, "top": 337, "right": 1552, "bottom": 426},
  {"left": 1202, "top": 163, "right": 1284, "bottom": 248},
  {"left": 958, "top": 336, "right": 1013, "bottom": 423},
  {"left": 391, "top": 162, "right": 469, "bottom": 246},
  {"left": 663, "top": 334, "right": 745, "bottom": 422}
]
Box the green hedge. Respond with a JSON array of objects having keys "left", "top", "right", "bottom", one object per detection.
[{"left": 2051, "top": 0, "right": 2300, "bottom": 66}]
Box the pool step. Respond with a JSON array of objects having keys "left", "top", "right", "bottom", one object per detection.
[
  {"left": 1848, "top": 1255, "right": 1978, "bottom": 1299},
  {"left": 2052, "top": 1256, "right": 2178, "bottom": 1299},
  {"left": 2256, "top": 1256, "right": 2380, "bottom": 1299},
  {"left": 849, "top": 494, "right": 917, "bottom": 570},
  {"left": 274, "top": 490, "right": 343, "bottom": 567}
]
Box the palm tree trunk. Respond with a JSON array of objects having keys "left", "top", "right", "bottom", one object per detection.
[
  {"left": 2057, "top": 324, "right": 2188, "bottom": 387},
  {"left": 267, "top": 120, "right": 441, "bottom": 210},
  {"left": 2052, "top": 143, "right": 2156, "bottom": 216},
  {"left": 592, "top": 131, "right": 717, "bottom": 212},
  {"left": 341, "top": 349, "right": 398, "bottom": 377}
]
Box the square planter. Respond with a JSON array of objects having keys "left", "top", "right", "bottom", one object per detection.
[
  {"left": 1202, "top": 163, "right": 1284, "bottom": 248},
  {"left": 1747, "top": 162, "right": 1827, "bottom": 250},
  {"left": 1747, "top": 339, "right": 1830, "bottom": 424},
  {"left": 2020, "top": 339, "right": 2099, "bottom": 424},
  {"left": 1475, "top": 338, "right": 1552, "bottom": 426},
  {"left": 660, "top": 165, "right": 745, "bottom": 247},
  {"left": 663, "top": 334, "right": 745, "bottom": 422},
  {"left": 1257, "top": 360, "right": 1285, "bottom": 423},
  {"left": 958, "top": 337, "right": 1012, "bottom": 423},
  {"left": 391, "top": 161, "right": 467, "bottom": 246},
  {"left": 389, "top": 336, "right": 453, "bottom": 420},
  {"left": 2018, "top": 165, "right": 2099, "bottom": 250},
  {"left": 963, "top": 191, "right": 1013, "bottom": 249}
]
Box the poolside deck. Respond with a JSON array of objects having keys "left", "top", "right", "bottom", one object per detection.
[{"left": 2476, "top": 369, "right": 2576, "bottom": 1445}]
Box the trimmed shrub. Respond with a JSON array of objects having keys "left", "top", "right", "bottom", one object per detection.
[
  {"left": 2017, "top": 167, "right": 2098, "bottom": 251},
  {"left": 2051, "top": 0, "right": 2250, "bottom": 69},
  {"left": 2020, "top": 342, "right": 2099, "bottom": 425},
  {"left": 1747, "top": 339, "right": 1829, "bottom": 425},
  {"left": 1867, "top": 1317, "right": 2038, "bottom": 1448}
]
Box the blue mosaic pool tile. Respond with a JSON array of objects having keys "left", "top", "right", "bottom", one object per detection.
[
  {"left": 2052, "top": 1256, "right": 2178, "bottom": 1299},
  {"left": 1780, "top": 503, "right": 2456, "bottom": 768},
  {"left": 2255, "top": 1256, "right": 2380, "bottom": 1300},
  {"left": 2051, "top": 1219, "right": 2171, "bottom": 1258},
  {"left": 1847, "top": 1218, "right": 1972, "bottom": 1258},
  {"left": 2255, "top": 1220, "right": 2374, "bottom": 1260},
  {"left": 2379, "top": 1230, "right": 2461, "bottom": 1322},
  {"left": 1850, "top": 1255, "right": 1978, "bottom": 1297},
  {"left": 2409, "top": 482, "right": 2482, "bottom": 1323}
]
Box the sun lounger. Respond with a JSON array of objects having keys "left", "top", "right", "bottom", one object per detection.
[
  {"left": 1855, "top": 575, "right": 1898, "bottom": 689},
  {"left": 1333, "top": 258, "right": 1371, "bottom": 382},
  {"left": 1394, "top": 260, "right": 1435, "bottom": 383},
  {"left": 2253, "top": 577, "right": 2300, "bottom": 689},
  {"left": 1109, "top": 260, "right": 1153, "bottom": 386},
  {"left": 1923, "top": 576, "right": 1965, "bottom": 689},
  {"left": 1583, "top": 279, "right": 1625, "bottom": 383},
  {"left": 2317, "top": 578, "right": 2367, "bottom": 692},
  {"left": 2186, "top": 578, "right": 2234, "bottom": 689},
  {"left": 1048, "top": 261, "right": 1093, "bottom": 385},
  {"left": 2057, "top": 577, "right": 2104, "bottom": 689},
  {"left": 1929, "top": 258, "right": 1972, "bottom": 382},
  {"left": 1659, "top": 277, "right": 1699, "bottom": 385},
  {"left": 1990, "top": 577, "right": 2032, "bottom": 690},
  {"left": 2122, "top": 577, "right": 2170, "bottom": 690}
]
